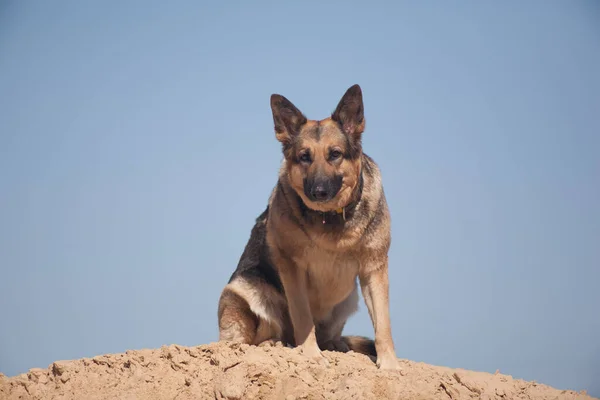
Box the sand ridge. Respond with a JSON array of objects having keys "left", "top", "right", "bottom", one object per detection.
[{"left": 0, "top": 341, "right": 595, "bottom": 400}]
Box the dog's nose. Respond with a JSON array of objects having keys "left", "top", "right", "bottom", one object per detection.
[{"left": 311, "top": 185, "right": 329, "bottom": 201}]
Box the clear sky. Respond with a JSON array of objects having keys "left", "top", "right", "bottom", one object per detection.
[{"left": 1, "top": 0, "right": 599, "bottom": 396}]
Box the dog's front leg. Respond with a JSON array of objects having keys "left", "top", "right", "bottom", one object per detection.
[
  {"left": 278, "top": 264, "right": 328, "bottom": 366},
  {"left": 359, "top": 258, "right": 400, "bottom": 371}
]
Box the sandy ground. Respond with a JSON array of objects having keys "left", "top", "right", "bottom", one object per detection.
[{"left": 0, "top": 341, "right": 595, "bottom": 400}]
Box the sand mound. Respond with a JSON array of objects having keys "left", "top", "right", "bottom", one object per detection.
[{"left": 0, "top": 341, "right": 595, "bottom": 400}]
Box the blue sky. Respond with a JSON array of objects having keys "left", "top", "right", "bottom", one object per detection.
[{"left": 1, "top": 0, "right": 599, "bottom": 395}]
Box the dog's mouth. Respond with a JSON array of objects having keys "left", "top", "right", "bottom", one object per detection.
[{"left": 303, "top": 175, "right": 343, "bottom": 203}]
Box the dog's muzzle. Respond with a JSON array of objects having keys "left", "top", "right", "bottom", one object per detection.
[{"left": 304, "top": 175, "right": 343, "bottom": 202}]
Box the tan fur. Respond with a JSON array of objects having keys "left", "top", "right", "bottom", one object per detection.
[{"left": 217, "top": 84, "right": 400, "bottom": 371}]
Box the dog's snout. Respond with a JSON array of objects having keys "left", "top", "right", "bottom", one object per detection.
[
  {"left": 310, "top": 184, "right": 328, "bottom": 201},
  {"left": 304, "top": 175, "right": 343, "bottom": 203}
]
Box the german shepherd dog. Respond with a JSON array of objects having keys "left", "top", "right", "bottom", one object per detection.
[{"left": 217, "top": 84, "right": 400, "bottom": 370}]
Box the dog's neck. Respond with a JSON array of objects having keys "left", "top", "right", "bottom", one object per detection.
[{"left": 295, "top": 169, "right": 364, "bottom": 226}]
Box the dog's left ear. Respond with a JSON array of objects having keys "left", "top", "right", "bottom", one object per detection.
[{"left": 332, "top": 84, "right": 365, "bottom": 140}]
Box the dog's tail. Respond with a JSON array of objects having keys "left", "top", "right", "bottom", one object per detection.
[{"left": 341, "top": 335, "right": 377, "bottom": 360}]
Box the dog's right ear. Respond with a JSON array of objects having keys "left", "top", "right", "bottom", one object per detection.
[{"left": 270, "top": 94, "right": 307, "bottom": 145}]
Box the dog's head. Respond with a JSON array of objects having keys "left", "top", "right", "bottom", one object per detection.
[{"left": 270, "top": 84, "right": 365, "bottom": 212}]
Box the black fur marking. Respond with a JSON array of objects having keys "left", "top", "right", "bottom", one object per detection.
[
  {"left": 303, "top": 174, "right": 343, "bottom": 203},
  {"left": 341, "top": 336, "right": 377, "bottom": 358},
  {"left": 341, "top": 132, "right": 362, "bottom": 160},
  {"left": 227, "top": 206, "right": 284, "bottom": 293}
]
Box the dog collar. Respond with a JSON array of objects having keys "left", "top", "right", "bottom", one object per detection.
[{"left": 321, "top": 207, "right": 346, "bottom": 224}]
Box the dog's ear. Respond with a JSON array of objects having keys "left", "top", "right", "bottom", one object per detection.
[
  {"left": 270, "top": 94, "right": 307, "bottom": 145},
  {"left": 331, "top": 84, "right": 365, "bottom": 140}
]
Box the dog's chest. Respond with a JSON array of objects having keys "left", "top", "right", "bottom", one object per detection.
[{"left": 301, "top": 246, "right": 359, "bottom": 314}]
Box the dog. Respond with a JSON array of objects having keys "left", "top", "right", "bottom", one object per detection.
[{"left": 217, "top": 84, "right": 400, "bottom": 370}]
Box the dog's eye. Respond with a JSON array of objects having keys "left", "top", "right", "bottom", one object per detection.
[
  {"left": 299, "top": 153, "right": 311, "bottom": 163},
  {"left": 329, "top": 150, "right": 342, "bottom": 160}
]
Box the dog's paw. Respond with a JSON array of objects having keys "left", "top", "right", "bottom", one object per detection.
[
  {"left": 258, "top": 339, "right": 283, "bottom": 348},
  {"left": 377, "top": 354, "right": 402, "bottom": 372},
  {"left": 321, "top": 339, "right": 350, "bottom": 353},
  {"left": 300, "top": 345, "right": 330, "bottom": 366},
  {"left": 313, "top": 354, "right": 330, "bottom": 367}
]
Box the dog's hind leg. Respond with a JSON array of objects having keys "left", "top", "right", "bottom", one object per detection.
[
  {"left": 218, "top": 279, "right": 288, "bottom": 346},
  {"left": 218, "top": 287, "right": 258, "bottom": 344}
]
